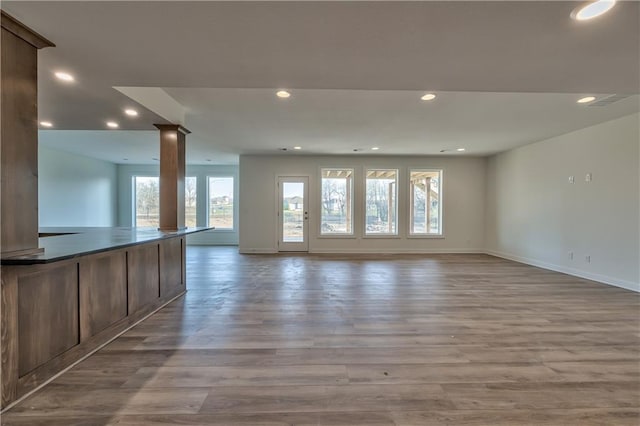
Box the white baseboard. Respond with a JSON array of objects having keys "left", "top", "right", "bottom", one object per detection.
[
  {"left": 310, "top": 248, "right": 485, "bottom": 254},
  {"left": 238, "top": 248, "right": 278, "bottom": 254},
  {"left": 486, "top": 250, "right": 639, "bottom": 293}
]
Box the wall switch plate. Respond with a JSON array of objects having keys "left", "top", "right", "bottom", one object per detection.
[
  {"left": 585, "top": 255, "right": 591, "bottom": 263},
  {"left": 585, "top": 173, "right": 592, "bottom": 182},
  {"left": 568, "top": 176, "right": 575, "bottom": 184},
  {"left": 568, "top": 251, "right": 573, "bottom": 260}
]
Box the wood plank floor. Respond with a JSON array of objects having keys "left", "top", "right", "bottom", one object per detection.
[{"left": 2, "top": 247, "right": 639, "bottom": 425}]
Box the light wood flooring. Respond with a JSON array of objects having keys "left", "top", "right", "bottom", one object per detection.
[{"left": 1, "top": 247, "right": 639, "bottom": 425}]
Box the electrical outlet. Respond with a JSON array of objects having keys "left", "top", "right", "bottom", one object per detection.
[
  {"left": 585, "top": 173, "right": 592, "bottom": 182},
  {"left": 568, "top": 176, "right": 575, "bottom": 184},
  {"left": 585, "top": 255, "right": 591, "bottom": 263},
  {"left": 568, "top": 251, "right": 573, "bottom": 260}
]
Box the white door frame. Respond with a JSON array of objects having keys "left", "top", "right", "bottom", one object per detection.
[{"left": 277, "top": 176, "right": 309, "bottom": 252}]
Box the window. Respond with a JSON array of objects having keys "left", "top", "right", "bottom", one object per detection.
[
  {"left": 320, "top": 169, "right": 353, "bottom": 235},
  {"left": 365, "top": 169, "right": 398, "bottom": 235},
  {"left": 410, "top": 169, "right": 442, "bottom": 235},
  {"left": 208, "top": 177, "right": 234, "bottom": 230},
  {"left": 134, "top": 176, "right": 159, "bottom": 227},
  {"left": 185, "top": 176, "right": 197, "bottom": 228}
]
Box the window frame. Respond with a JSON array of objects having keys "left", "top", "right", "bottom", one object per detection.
[
  {"left": 319, "top": 168, "right": 355, "bottom": 237},
  {"left": 207, "top": 175, "right": 235, "bottom": 231},
  {"left": 132, "top": 175, "right": 160, "bottom": 228},
  {"left": 407, "top": 168, "right": 444, "bottom": 238},
  {"left": 364, "top": 168, "right": 399, "bottom": 237}
]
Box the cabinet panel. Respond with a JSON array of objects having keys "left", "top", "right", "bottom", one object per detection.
[
  {"left": 160, "top": 237, "right": 184, "bottom": 298},
  {"left": 18, "top": 264, "right": 79, "bottom": 376},
  {"left": 79, "top": 250, "right": 127, "bottom": 341},
  {"left": 127, "top": 244, "right": 160, "bottom": 314}
]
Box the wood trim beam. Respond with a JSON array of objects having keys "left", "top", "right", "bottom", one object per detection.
[{"left": 1, "top": 11, "right": 55, "bottom": 49}]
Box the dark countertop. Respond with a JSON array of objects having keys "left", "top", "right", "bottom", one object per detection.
[{"left": 1, "top": 227, "right": 211, "bottom": 265}]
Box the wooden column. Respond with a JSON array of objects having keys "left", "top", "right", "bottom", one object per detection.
[
  {"left": 1, "top": 12, "right": 54, "bottom": 257},
  {"left": 154, "top": 124, "right": 190, "bottom": 231}
]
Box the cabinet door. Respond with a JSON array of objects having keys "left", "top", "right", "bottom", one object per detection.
[{"left": 127, "top": 244, "right": 160, "bottom": 314}]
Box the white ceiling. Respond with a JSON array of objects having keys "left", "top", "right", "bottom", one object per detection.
[{"left": 4, "top": 1, "right": 640, "bottom": 165}]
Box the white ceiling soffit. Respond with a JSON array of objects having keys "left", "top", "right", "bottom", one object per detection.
[{"left": 113, "top": 87, "right": 186, "bottom": 125}]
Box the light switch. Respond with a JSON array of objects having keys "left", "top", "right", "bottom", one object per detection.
[
  {"left": 568, "top": 176, "right": 575, "bottom": 184},
  {"left": 585, "top": 173, "right": 592, "bottom": 182}
]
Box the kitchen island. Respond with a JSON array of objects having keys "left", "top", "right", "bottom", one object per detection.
[{"left": 1, "top": 227, "right": 209, "bottom": 408}]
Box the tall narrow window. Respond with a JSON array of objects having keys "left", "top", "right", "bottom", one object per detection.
[
  {"left": 185, "top": 176, "right": 197, "bottom": 228},
  {"left": 134, "top": 176, "right": 159, "bottom": 227},
  {"left": 410, "top": 170, "right": 442, "bottom": 235},
  {"left": 208, "top": 177, "right": 234, "bottom": 230},
  {"left": 365, "top": 169, "right": 398, "bottom": 235},
  {"left": 321, "top": 169, "right": 353, "bottom": 235}
]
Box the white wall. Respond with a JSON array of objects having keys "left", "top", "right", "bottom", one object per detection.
[
  {"left": 117, "top": 164, "right": 239, "bottom": 245},
  {"left": 39, "top": 145, "right": 118, "bottom": 226},
  {"left": 239, "top": 155, "right": 486, "bottom": 253},
  {"left": 486, "top": 113, "right": 640, "bottom": 291}
]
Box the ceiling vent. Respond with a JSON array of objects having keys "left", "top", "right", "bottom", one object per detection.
[{"left": 587, "top": 94, "right": 630, "bottom": 107}]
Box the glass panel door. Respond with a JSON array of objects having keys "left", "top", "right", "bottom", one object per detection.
[{"left": 278, "top": 176, "right": 309, "bottom": 252}]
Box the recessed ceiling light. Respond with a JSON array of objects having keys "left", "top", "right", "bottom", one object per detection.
[
  {"left": 572, "top": 0, "right": 616, "bottom": 21},
  {"left": 456, "top": 148, "right": 466, "bottom": 152},
  {"left": 372, "top": 147, "right": 380, "bottom": 151},
  {"left": 39, "top": 121, "right": 53, "bottom": 127},
  {"left": 106, "top": 121, "right": 119, "bottom": 128},
  {"left": 54, "top": 71, "right": 74, "bottom": 82},
  {"left": 293, "top": 146, "right": 302, "bottom": 150},
  {"left": 276, "top": 90, "right": 291, "bottom": 98},
  {"left": 421, "top": 93, "right": 437, "bottom": 101},
  {"left": 577, "top": 96, "right": 596, "bottom": 104},
  {"left": 124, "top": 108, "right": 138, "bottom": 117}
]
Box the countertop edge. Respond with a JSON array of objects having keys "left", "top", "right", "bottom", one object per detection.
[{"left": 1, "top": 227, "right": 212, "bottom": 265}]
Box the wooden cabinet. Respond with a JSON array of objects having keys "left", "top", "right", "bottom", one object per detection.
[{"left": 1, "top": 235, "right": 187, "bottom": 408}]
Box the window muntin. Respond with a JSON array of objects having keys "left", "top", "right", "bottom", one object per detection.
[
  {"left": 208, "top": 177, "right": 234, "bottom": 230},
  {"left": 320, "top": 169, "right": 353, "bottom": 235},
  {"left": 365, "top": 169, "right": 398, "bottom": 235},
  {"left": 409, "top": 170, "right": 442, "bottom": 235}
]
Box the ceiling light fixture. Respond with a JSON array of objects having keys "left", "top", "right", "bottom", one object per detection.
[
  {"left": 577, "top": 96, "right": 596, "bottom": 103},
  {"left": 293, "top": 146, "right": 302, "bottom": 150},
  {"left": 456, "top": 148, "right": 466, "bottom": 152},
  {"left": 106, "top": 121, "right": 119, "bottom": 128},
  {"left": 421, "top": 93, "right": 437, "bottom": 101},
  {"left": 54, "top": 71, "right": 74, "bottom": 82},
  {"left": 372, "top": 147, "right": 380, "bottom": 151},
  {"left": 39, "top": 121, "right": 53, "bottom": 128},
  {"left": 571, "top": 0, "right": 616, "bottom": 21},
  {"left": 124, "top": 108, "right": 138, "bottom": 117},
  {"left": 276, "top": 90, "right": 291, "bottom": 98}
]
